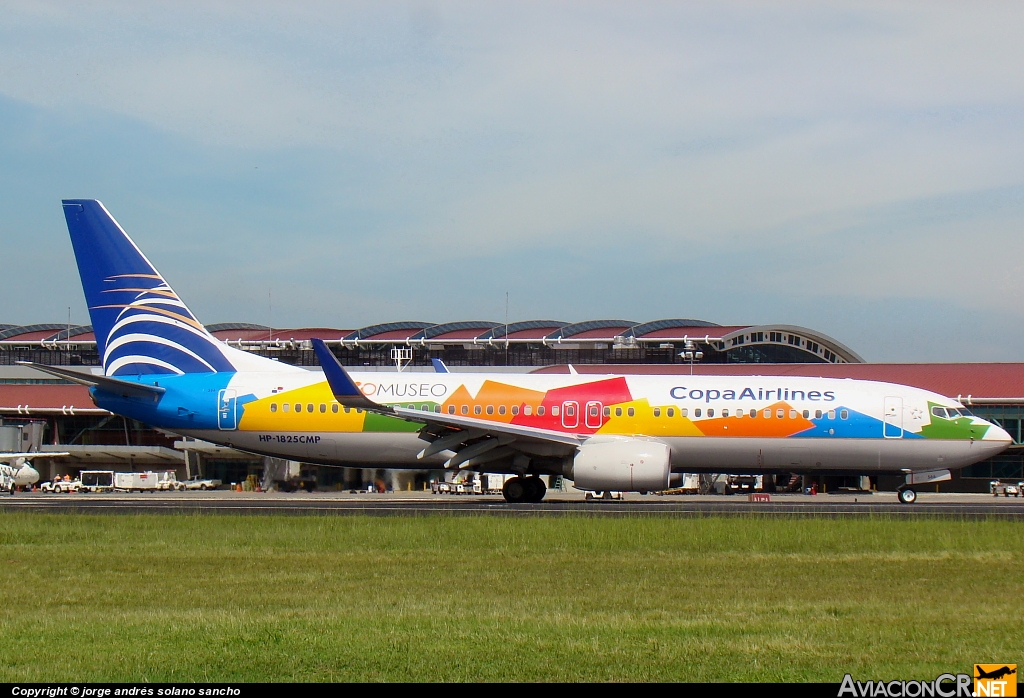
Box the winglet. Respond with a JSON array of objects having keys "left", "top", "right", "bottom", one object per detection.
[
  {"left": 311, "top": 339, "right": 388, "bottom": 412},
  {"left": 431, "top": 358, "right": 450, "bottom": 373}
]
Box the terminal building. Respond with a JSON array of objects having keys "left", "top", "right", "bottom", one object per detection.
[{"left": 2, "top": 318, "right": 1022, "bottom": 492}]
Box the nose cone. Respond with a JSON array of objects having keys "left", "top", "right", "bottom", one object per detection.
[
  {"left": 984, "top": 422, "right": 1014, "bottom": 445},
  {"left": 15, "top": 465, "right": 40, "bottom": 486}
]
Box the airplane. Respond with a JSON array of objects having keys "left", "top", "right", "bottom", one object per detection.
[
  {"left": 18, "top": 199, "right": 1013, "bottom": 504},
  {"left": 0, "top": 452, "right": 69, "bottom": 494},
  {"left": 975, "top": 666, "right": 1016, "bottom": 681}
]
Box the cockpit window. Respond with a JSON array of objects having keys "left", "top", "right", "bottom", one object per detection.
[
  {"left": 947, "top": 408, "right": 962, "bottom": 418},
  {"left": 931, "top": 407, "right": 948, "bottom": 419},
  {"left": 958, "top": 407, "right": 974, "bottom": 417}
]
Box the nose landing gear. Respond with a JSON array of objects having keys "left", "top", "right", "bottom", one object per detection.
[{"left": 897, "top": 487, "right": 917, "bottom": 504}]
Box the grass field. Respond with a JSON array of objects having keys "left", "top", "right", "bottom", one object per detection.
[{"left": 0, "top": 513, "right": 1021, "bottom": 682}]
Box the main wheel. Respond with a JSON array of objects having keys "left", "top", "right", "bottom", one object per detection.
[
  {"left": 524, "top": 476, "right": 546, "bottom": 503},
  {"left": 502, "top": 477, "right": 527, "bottom": 503},
  {"left": 897, "top": 488, "right": 917, "bottom": 504}
]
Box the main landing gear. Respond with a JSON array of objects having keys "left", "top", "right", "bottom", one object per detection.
[
  {"left": 502, "top": 476, "right": 546, "bottom": 503},
  {"left": 897, "top": 487, "right": 917, "bottom": 504}
]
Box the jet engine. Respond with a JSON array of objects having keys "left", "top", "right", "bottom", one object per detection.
[{"left": 571, "top": 438, "right": 671, "bottom": 492}]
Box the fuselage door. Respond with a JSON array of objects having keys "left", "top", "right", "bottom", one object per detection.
[
  {"left": 217, "top": 389, "right": 237, "bottom": 430},
  {"left": 562, "top": 401, "right": 580, "bottom": 430},
  {"left": 585, "top": 401, "right": 603, "bottom": 429},
  {"left": 883, "top": 396, "right": 903, "bottom": 438}
]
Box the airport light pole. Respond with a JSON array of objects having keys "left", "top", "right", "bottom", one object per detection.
[{"left": 679, "top": 340, "right": 703, "bottom": 376}]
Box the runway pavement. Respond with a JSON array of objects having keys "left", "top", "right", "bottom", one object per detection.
[{"left": 2, "top": 490, "right": 1024, "bottom": 518}]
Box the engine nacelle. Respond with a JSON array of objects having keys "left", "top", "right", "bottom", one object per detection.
[{"left": 571, "top": 438, "right": 671, "bottom": 492}]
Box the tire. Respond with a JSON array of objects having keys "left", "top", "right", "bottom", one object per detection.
[
  {"left": 897, "top": 488, "right": 917, "bottom": 504},
  {"left": 502, "top": 477, "right": 527, "bottom": 503},
  {"left": 524, "top": 476, "right": 546, "bottom": 503},
  {"left": 200, "top": 484, "right": 208, "bottom": 490}
]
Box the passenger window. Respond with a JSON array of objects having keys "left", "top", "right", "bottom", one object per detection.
[
  {"left": 295, "top": 404, "right": 302, "bottom": 413},
  {"left": 627, "top": 407, "right": 635, "bottom": 417},
  {"left": 615, "top": 407, "right": 623, "bottom": 417},
  {"left": 828, "top": 410, "right": 836, "bottom": 419},
  {"left": 667, "top": 408, "right": 675, "bottom": 417},
  {"left": 448, "top": 405, "right": 455, "bottom": 415},
  {"left": 307, "top": 404, "right": 314, "bottom": 413},
  {"left": 802, "top": 410, "right": 809, "bottom": 419},
  {"left": 461, "top": 405, "right": 469, "bottom": 415},
  {"left": 681, "top": 408, "right": 688, "bottom": 417},
  {"left": 422, "top": 405, "right": 429, "bottom": 411},
  {"left": 434, "top": 405, "right": 441, "bottom": 413},
  {"left": 524, "top": 405, "right": 533, "bottom": 416},
  {"left": 486, "top": 405, "right": 494, "bottom": 415},
  {"left": 604, "top": 406, "right": 611, "bottom": 417},
  {"left": 654, "top": 407, "right": 661, "bottom": 417},
  {"left": 749, "top": 409, "right": 756, "bottom": 417},
  {"left": 722, "top": 409, "right": 728, "bottom": 417},
  {"left": 777, "top": 409, "right": 784, "bottom": 419},
  {"left": 512, "top": 405, "right": 520, "bottom": 415},
  {"left": 815, "top": 410, "right": 822, "bottom": 419},
  {"left": 840, "top": 410, "right": 849, "bottom": 420},
  {"left": 320, "top": 404, "right": 327, "bottom": 413},
  {"left": 474, "top": 405, "right": 482, "bottom": 415},
  {"left": 283, "top": 403, "right": 290, "bottom": 413},
  {"left": 590, "top": 405, "right": 599, "bottom": 417},
  {"left": 332, "top": 404, "right": 339, "bottom": 413},
  {"left": 270, "top": 403, "right": 277, "bottom": 413},
  {"left": 764, "top": 409, "right": 771, "bottom": 418},
  {"left": 356, "top": 409, "right": 363, "bottom": 414},
  {"left": 707, "top": 409, "right": 714, "bottom": 417},
  {"left": 537, "top": 406, "right": 546, "bottom": 416},
  {"left": 694, "top": 408, "right": 702, "bottom": 418},
  {"left": 499, "top": 405, "right": 506, "bottom": 416},
  {"left": 552, "top": 405, "right": 560, "bottom": 416},
  {"left": 789, "top": 410, "right": 797, "bottom": 419},
  {"left": 343, "top": 406, "right": 350, "bottom": 413}
]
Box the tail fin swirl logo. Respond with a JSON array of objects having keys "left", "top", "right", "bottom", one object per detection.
[{"left": 98, "top": 272, "right": 235, "bottom": 376}]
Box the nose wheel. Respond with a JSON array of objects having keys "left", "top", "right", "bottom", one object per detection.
[{"left": 897, "top": 487, "right": 917, "bottom": 504}]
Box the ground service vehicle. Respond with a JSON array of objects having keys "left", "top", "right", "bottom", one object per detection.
[
  {"left": 990, "top": 481, "right": 1023, "bottom": 497},
  {"left": 182, "top": 476, "right": 222, "bottom": 490},
  {"left": 41, "top": 479, "right": 80, "bottom": 493},
  {"left": 79, "top": 470, "right": 115, "bottom": 492},
  {"left": 23, "top": 200, "right": 1014, "bottom": 504}
]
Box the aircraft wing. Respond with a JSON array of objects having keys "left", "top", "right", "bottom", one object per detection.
[
  {"left": 312, "top": 339, "right": 581, "bottom": 468},
  {"left": 0, "top": 452, "right": 70, "bottom": 461}
]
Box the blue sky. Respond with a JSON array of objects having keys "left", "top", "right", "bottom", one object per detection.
[{"left": 2, "top": 2, "right": 1023, "bottom": 361}]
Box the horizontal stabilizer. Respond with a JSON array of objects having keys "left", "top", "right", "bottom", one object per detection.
[{"left": 16, "top": 362, "right": 165, "bottom": 400}]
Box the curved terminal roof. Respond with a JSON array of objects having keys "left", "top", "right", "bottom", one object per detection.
[
  {"left": 0, "top": 324, "right": 77, "bottom": 341},
  {"left": 0, "top": 318, "right": 865, "bottom": 363},
  {"left": 410, "top": 321, "right": 501, "bottom": 342},
  {"left": 343, "top": 322, "right": 434, "bottom": 342},
  {"left": 480, "top": 321, "right": 569, "bottom": 341},
  {"left": 41, "top": 325, "right": 94, "bottom": 342},
  {"left": 549, "top": 320, "right": 638, "bottom": 341},
  {"left": 625, "top": 319, "right": 720, "bottom": 337}
]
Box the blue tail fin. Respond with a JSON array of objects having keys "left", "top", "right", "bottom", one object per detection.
[{"left": 62, "top": 199, "right": 238, "bottom": 377}]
